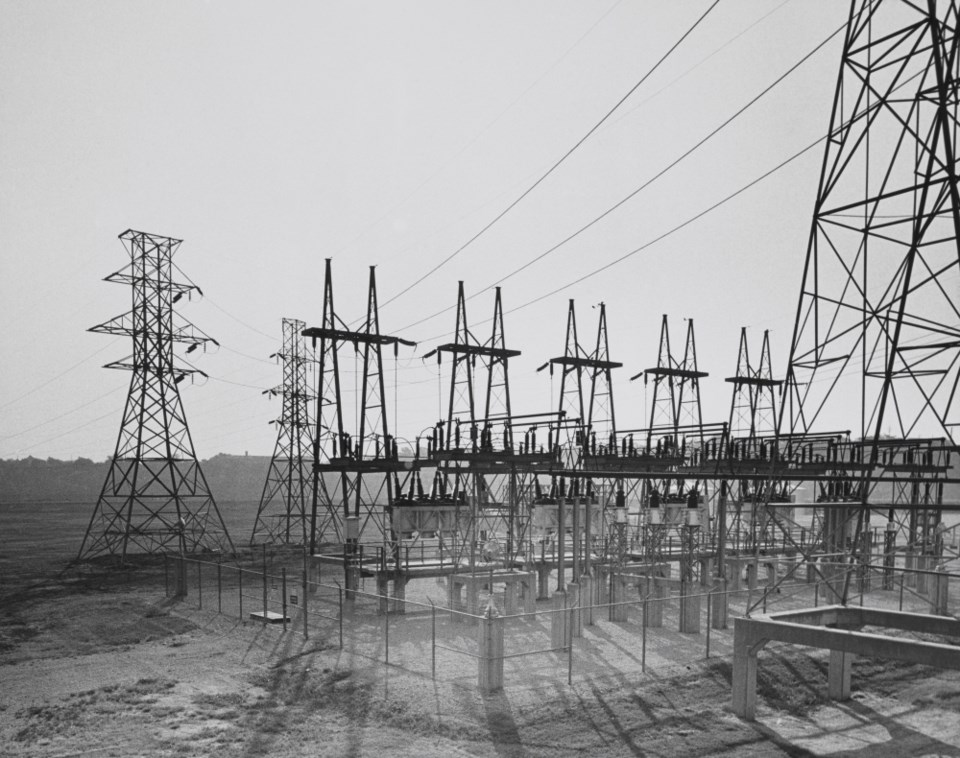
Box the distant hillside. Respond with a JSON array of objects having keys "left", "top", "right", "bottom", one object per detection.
[{"left": 0, "top": 454, "right": 272, "bottom": 504}]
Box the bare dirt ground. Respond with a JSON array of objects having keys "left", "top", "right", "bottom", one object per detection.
[{"left": 2, "top": 503, "right": 960, "bottom": 757}]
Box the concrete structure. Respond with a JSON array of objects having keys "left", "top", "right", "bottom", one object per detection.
[{"left": 732, "top": 606, "right": 960, "bottom": 720}]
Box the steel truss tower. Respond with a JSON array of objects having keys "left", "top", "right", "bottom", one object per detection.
[
  {"left": 638, "top": 316, "right": 709, "bottom": 502},
  {"left": 722, "top": 328, "right": 785, "bottom": 554},
  {"left": 78, "top": 230, "right": 234, "bottom": 561},
  {"left": 250, "top": 318, "right": 316, "bottom": 545},
  {"left": 423, "top": 283, "right": 547, "bottom": 568},
  {"left": 540, "top": 301, "right": 623, "bottom": 586},
  {"left": 304, "top": 260, "right": 414, "bottom": 554},
  {"left": 631, "top": 315, "right": 714, "bottom": 575},
  {"left": 776, "top": 0, "right": 960, "bottom": 603}
]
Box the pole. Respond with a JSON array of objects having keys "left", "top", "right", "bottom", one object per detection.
[
  {"left": 641, "top": 597, "right": 647, "bottom": 673},
  {"left": 198, "top": 560, "right": 202, "bottom": 610},
  {"left": 431, "top": 600, "right": 437, "bottom": 680},
  {"left": 262, "top": 553, "right": 268, "bottom": 623},
  {"left": 385, "top": 604, "right": 390, "bottom": 666},
  {"left": 217, "top": 559, "right": 222, "bottom": 614},
  {"left": 339, "top": 586, "right": 344, "bottom": 649},
  {"left": 282, "top": 568, "right": 288, "bottom": 632},
  {"left": 705, "top": 590, "right": 712, "bottom": 659},
  {"left": 239, "top": 568, "right": 243, "bottom": 618},
  {"left": 164, "top": 554, "right": 169, "bottom": 597},
  {"left": 302, "top": 570, "right": 309, "bottom": 639}
]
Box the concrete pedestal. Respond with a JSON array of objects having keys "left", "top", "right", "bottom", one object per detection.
[
  {"left": 679, "top": 581, "right": 701, "bottom": 634},
  {"left": 594, "top": 566, "right": 609, "bottom": 606},
  {"left": 345, "top": 565, "right": 360, "bottom": 604},
  {"left": 711, "top": 578, "right": 728, "bottom": 630},
  {"left": 609, "top": 575, "right": 628, "bottom": 622},
  {"left": 581, "top": 574, "right": 595, "bottom": 626},
  {"left": 643, "top": 579, "right": 665, "bottom": 628},
  {"left": 567, "top": 582, "right": 582, "bottom": 638},
  {"left": 392, "top": 576, "right": 407, "bottom": 614},
  {"left": 537, "top": 566, "right": 551, "bottom": 600},
  {"left": 551, "top": 591, "right": 569, "bottom": 649},
  {"left": 828, "top": 649, "right": 852, "bottom": 700},
  {"left": 478, "top": 605, "right": 504, "bottom": 694},
  {"left": 905, "top": 551, "right": 918, "bottom": 588},
  {"left": 699, "top": 557, "right": 715, "bottom": 586},
  {"left": 933, "top": 565, "right": 950, "bottom": 615},
  {"left": 916, "top": 555, "right": 929, "bottom": 594}
]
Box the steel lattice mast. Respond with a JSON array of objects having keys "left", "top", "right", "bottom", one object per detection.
[
  {"left": 78, "top": 230, "right": 234, "bottom": 561},
  {"left": 782, "top": 1, "right": 960, "bottom": 443},
  {"left": 250, "top": 317, "right": 316, "bottom": 545},
  {"left": 304, "top": 260, "right": 414, "bottom": 554},
  {"left": 771, "top": 0, "right": 960, "bottom": 605}
]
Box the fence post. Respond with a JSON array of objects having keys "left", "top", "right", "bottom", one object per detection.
[
  {"left": 282, "top": 568, "right": 288, "bottom": 632},
  {"left": 567, "top": 593, "right": 575, "bottom": 685},
  {"left": 302, "top": 570, "right": 309, "bottom": 639},
  {"left": 339, "top": 586, "right": 344, "bottom": 649},
  {"left": 385, "top": 604, "right": 390, "bottom": 667},
  {"left": 431, "top": 600, "right": 437, "bottom": 680},
  {"left": 217, "top": 559, "right": 222, "bottom": 614},
  {"left": 164, "top": 554, "right": 169, "bottom": 597},
  {"left": 262, "top": 550, "right": 268, "bottom": 623},
  {"left": 705, "top": 591, "right": 712, "bottom": 659},
  {"left": 899, "top": 572, "right": 905, "bottom": 611},
  {"left": 641, "top": 597, "right": 647, "bottom": 673}
]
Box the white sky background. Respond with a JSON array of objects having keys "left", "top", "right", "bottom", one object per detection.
[{"left": 0, "top": 0, "right": 852, "bottom": 461}]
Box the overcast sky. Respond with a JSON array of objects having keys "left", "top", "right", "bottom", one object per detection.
[{"left": 0, "top": 0, "right": 851, "bottom": 461}]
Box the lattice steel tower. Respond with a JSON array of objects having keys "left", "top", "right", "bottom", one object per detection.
[
  {"left": 78, "top": 230, "right": 234, "bottom": 561},
  {"left": 778, "top": 1, "right": 960, "bottom": 602},
  {"left": 250, "top": 317, "right": 316, "bottom": 545},
  {"left": 782, "top": 1, "right": 960, "bottom": 444}
]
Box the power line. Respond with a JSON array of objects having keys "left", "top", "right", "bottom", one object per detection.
[
  {"left": 503, "top": 135, "right": 827, "bottom": 315},
  {"left": 334, "top": 0, "right": 626, "bottom": 271},
  {"left": 0, "top": 337, "right": 123, "bottom": 412},
  {"left": 0, "top": 385, "right": 125, "bottom": 442},
  {"left": 377, "top": 0, "right": 721, "bottom": 313},
  {"left": 398, "top": 16, "right": 846, "bottom": 334}
]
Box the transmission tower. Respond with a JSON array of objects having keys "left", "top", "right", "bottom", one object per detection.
[
  {"left": 423, "top": 283, "right": 543, "bottom": 568},
  {"left": 304, "top": 260, "right": 414, "bottom": 554},
  {"left": 78, "top": 230, "right": 234, "bottom": 561},
  {"left": 638, "top": 316, "right": 708, "bottom": 495},
  {"left": 722, "top": 328, "right": 784, "bottom": 557},
  {"left": 250, "top": 317, "right": 316, "bottom": 545},
  {"left": 539, "top": 300, "right": 622, "bottom": 587},
  {"left": 778, "top": 1, "right": 960, "bottom": 600}
]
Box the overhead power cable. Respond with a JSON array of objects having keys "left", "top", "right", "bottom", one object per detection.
[
  {"left": 0, "top": 337, "right": 123, "bottom": 412},
  {"left": 503, "top": 136, "right": 828, "bottom": 315},
  {"left": 398, "top": 16, "right": 847, "bottom": 334},
  {"left": 0, "top": 385, "right": 125, "bottom": 442},
  {"left": 377, "top": 0, "right": 721, "bottom": 313},
  {"left": 335, "top": 0, "right": 625, "bottom": 268}
]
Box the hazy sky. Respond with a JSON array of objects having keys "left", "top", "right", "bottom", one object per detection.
[{"left": 0, "top": 1, "right": 851, "bottom": 461}]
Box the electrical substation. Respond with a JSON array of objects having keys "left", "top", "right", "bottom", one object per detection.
[{"left": 78, "top": 1, "right": 960, "bottom": 716}]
